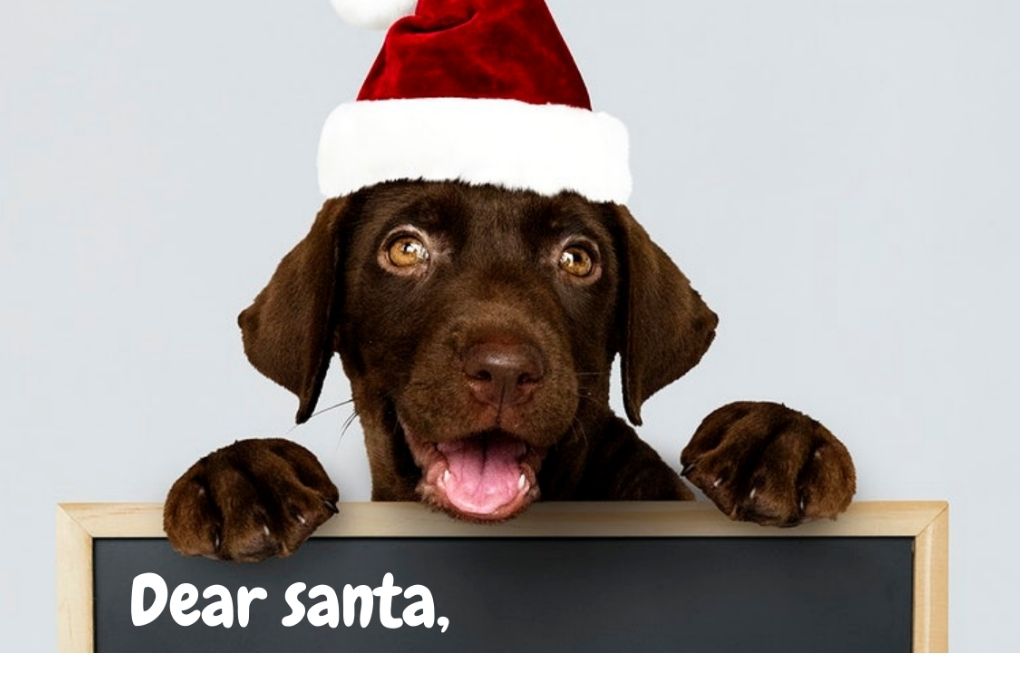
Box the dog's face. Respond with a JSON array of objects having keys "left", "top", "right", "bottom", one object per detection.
[
  {"left": 238, "top": 181, "right": 717, "bottom": 521},
  {"left": 341, "top": 182, "right": 617, "bottom": 519}
]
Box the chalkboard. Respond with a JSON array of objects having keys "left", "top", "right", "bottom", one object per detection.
[{"left": 56, "top": 502, "right": 949, "bottom": 652}]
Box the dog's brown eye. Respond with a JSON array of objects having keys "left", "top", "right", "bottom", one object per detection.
[
  {"left": 559, "top": 246, "right": 594, "bottom": 278},
  {"left": 387, "top": 236, "right": 430, "bottom": 268}
]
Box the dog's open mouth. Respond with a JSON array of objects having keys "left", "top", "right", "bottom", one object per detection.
[{"left": 403, "top": 427, "right": 543, "bottom": 521}]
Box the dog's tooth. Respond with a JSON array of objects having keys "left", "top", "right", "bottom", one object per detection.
[
  {"left": 441, "top": 469, "right": 451, "bottom": 485},
  {"left": 518, "top": 473, "right": 527, "bottom": 490}
]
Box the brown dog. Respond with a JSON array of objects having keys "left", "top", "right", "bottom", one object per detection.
[{"left": 164, "top": 181, "right": 856, "bottom": 561}]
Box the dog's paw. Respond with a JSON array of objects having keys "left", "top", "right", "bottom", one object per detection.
[
  {"left": 681, "top": 402, "right": 855, "bottom": 527},
  {"left": 163, "top": 438, "right": 339, "bottom": 562}
]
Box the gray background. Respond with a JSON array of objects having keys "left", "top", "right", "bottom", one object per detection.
[{"left": 0, "top": 0, "right": 1017, "bottom": 652}]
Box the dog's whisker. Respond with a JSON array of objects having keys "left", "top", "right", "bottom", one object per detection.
[
  {"left": 309, "top": 398, "right": 354, "bottom": 418},
  {"left": 570, "top": 414, "right": 590, "bottom": 451},
  {"left": 568, "top": 418, "right": 581, "bottom": 443},
  {"left": 332, "top": 407, "right": 361, "bottom": 454},
  {"left": 340, "top": 409, "right": 359, "bottom": 438},
  {"left": 285, "top": 397, "right": 355, "bottom": 435},
  {"left": 560, "top": 386, "right": 606, "bottom": 409},
  {"left": 396, "top": 379, "right": 435, "bottom": 392}
]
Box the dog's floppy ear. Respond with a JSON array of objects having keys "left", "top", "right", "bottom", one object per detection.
[
  {"left": 611, "top": 205, "right": 718, "bottom": 426},
  {"left": 238, "top": 197, "right": 350, "bottom": 424}
]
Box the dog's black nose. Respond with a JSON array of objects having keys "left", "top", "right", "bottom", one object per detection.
[{"left": 463, "top": 342, "right": 545, "bottom": 408}]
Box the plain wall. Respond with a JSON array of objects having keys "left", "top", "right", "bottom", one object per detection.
[{"left": 0, "top": 0, "right": 1017, "bottom": 651}]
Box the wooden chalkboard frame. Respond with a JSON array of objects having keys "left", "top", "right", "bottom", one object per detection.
[{"left": 56, "top": 500, "right": 949, "bottom": 652}]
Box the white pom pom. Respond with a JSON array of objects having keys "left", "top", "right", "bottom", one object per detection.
[{"left": 331, "top": 0, "right": 418, "bottom": 30}]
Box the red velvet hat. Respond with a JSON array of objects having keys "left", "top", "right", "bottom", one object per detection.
[{"left": 320, "top": 0, "right": 632, "bottom": 203}]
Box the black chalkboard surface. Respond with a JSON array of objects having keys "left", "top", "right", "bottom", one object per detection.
[
  {"left": 93, "top": 536, "right": 912, "bottom": 652},
  {"left": 56, "top": 502, "right": 949, "bottom": 652}
]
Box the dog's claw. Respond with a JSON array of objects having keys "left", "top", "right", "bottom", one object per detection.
[
  {"left": 296, "top": 514, "right": 307, "bottom": 526},
  {"left": 324, "top": 499, "right": 339, "bottom": 514}
]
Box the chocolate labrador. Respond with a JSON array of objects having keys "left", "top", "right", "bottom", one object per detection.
[{"left": 164, "top": 181, "right": 855, "bottom": 561}]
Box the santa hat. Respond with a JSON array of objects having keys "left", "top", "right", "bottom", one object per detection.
[{"left": 319, "top": 0, "right": 632, "bottom": 204}]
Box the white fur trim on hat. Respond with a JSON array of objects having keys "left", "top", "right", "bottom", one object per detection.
[
  {"left": 330, "top": 0, "right": 417, "bottom": 30},
  {"left": 317, "top": 98, "right": 632, "bottom": 204}
]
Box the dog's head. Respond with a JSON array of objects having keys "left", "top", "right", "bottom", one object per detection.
[{"left": 238, "top": 181, "right": 716, "bottom": 520}]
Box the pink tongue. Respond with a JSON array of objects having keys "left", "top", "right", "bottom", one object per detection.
[{"left": 437, "top": 433, "right": 526, "bottom": 515}]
